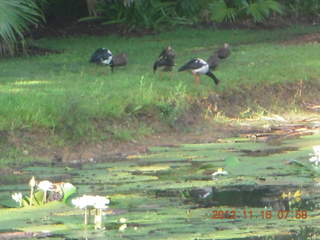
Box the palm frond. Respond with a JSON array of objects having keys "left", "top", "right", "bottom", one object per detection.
[
  {"left": 209, "top": 0, "right": 238, "bottom": 22},
  {"left": 0, "top": 0, "right": 44, "bottom": 56}
]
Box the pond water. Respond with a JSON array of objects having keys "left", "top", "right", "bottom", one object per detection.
[{"left": 0, "top": 131, "right": 320, "bottom": 239}]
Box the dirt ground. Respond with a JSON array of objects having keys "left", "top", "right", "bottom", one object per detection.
[{"left": 7, "top": 20, "right": 320, "bottom": 163}]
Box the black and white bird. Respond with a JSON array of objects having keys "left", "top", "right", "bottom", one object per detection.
[
  {"left": 215, "top": 43, "right": 231, "bottom": 60},
  {"left": 153, "top": 45, "right": 176, "bottom": 80},
  {"left": 89, "top": 48, "right": 113, "bottom": 74},
  {"left": 178, "top": 58, "right": 220, "bottom": 85},
  {"left": 112, "top": 52, "right": 128, "bottom": 68}
]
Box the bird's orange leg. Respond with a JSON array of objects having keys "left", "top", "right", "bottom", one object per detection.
[
  {"left": 193, "top": 74, "right": 200, "bottom": 84},
  {"left": 103, "top": 66, "right": 108, "bottom": 75},
  {"left": 94, "top": 64, "right": 99, "bottom": 75},
  {"left": 160, "top": 71, "right": 164, "bottom": 80}
]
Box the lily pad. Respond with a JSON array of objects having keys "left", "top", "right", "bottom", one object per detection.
[
  {"left": 225, "top": 155, "right": 241, "bottom": 167},
  {"left": 1, "top": 133, "right": 320, "bottom": 239}
]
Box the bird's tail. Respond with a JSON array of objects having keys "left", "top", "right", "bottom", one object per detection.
[
  {"left": 205, "top": 71, "right": 220, "bottom": 85},
  {"left": 110, "top": 62, "right": 114, "bottom": 73},
  {"left": 153, "top": 61, "right": 158, "bottom": 73},
  {"left": 178, "top": 64, "right": 189, "bottom": 72}
]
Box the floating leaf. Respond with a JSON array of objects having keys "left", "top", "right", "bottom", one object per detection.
[
  {"left": 61, "top": 183, "right": 77, "bottom": 203},
  {"left": 288, "top": 159, "right": 310, "bottom": 168},
  {"left": 225, "top": 156, "right": 241, "bottom": 167}
]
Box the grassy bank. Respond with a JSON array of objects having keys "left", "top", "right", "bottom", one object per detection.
[{"left": 0, "top": 25, "right": 320, "bottom": 155}]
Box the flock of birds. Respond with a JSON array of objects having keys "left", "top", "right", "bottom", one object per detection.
[{"left": 89, "top": 43, "right": 231, "bottom": 85}]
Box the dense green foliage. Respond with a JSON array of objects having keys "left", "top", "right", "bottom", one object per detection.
[
  {"left": 77, "top": 0, "right": 320, "bottom": 30},
  {"left": 0, "top": 0, "right": 44, "bottom": 56},
  {"left": 278, "top": 0, "right": 320, "bottom": 17},
  {"left": 1, "top": 0, "right": 319, "bottom": 56},
  {"left": 79, "top": 0, "right": 207, "bottom": 31},
  {"left": 209, "top": 0, "right": 283, "bottom": 22},
  {"left": 208, "top": 0, "right": 319, "bottom": 22}
]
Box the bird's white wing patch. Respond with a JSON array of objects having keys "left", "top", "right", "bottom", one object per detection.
[
  {"left": 102, "top": 55, "right": 113, "bottom": 65},
  {"left": 193, "top": 59, "right": 209, "bottom": 75}
]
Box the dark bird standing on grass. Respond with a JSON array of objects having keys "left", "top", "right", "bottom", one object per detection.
[
  {"left": 178, "top": 58, "right": 220, "bottom": 85},
  {"left": 112, "top": 52, "right": 128, "bottom": 68},
  {"left": 153, "top": 45, "right": 176, "bottom": 80},
  {"left": 215, "top": 43, "right": 231, "bottom": 60},
  {"left": 89, "top": 48, "right": 113, "bottom": 74},
  {"left": 159, "top": 45, "right": 176, "bottom": 59},
  {"left": 206, "top": 53, "right": 220, "bottom": 70}
]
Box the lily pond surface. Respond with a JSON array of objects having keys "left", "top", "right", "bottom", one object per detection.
[{"left": 0, "top": 128, "right": 320, "bottom": 239}]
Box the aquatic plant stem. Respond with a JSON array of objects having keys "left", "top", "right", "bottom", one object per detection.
[
  {"left": 43, "top": 190, "right": 47, "bottom": 204},
  {"left": 94, "top": 208, "right": 103, "bottom": 230},
  {"left": 29, "top": 176, "right": 36, "bottom": 206},
  {"left": 84, "top": 208, "right": 91, "bottom": 225}
]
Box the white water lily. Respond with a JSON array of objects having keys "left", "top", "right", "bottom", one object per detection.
[
  {"left": 72, "top": 195, "right": 110, "bottom": 209},
  {"left": 118, "top": 217, "right": 127, "bottom": 223},
  {"left": 212, "top": 171, "right": 228, "bottom": 177},
  {"left": 309, "top": 146, "right": 320, "bottom": 167},
  {"left": 37, "top": 180, "right": 54, "bottom": 203},
  {"left": 12, "top": 192, "right": 22, "bottom": 207},
  {"left": 37, "top": 180, "right": 54, "bottom": 191},
  {"left": 93, "top": 195, "right": 110, "bottom": 209},
  {"left": 119, "top": 224, "right": 127, "bottom": 231},
  {"left": 212, "top": 169, "right": 228, "bottom": 180},
  {"left": 72, "top": 195, "right": 110, "bottom": 227}
]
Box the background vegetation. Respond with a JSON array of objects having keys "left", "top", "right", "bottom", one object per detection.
[
  {"left": 1, "top": 0, "right": 320, "bottom": 55},
  {"left": 0, "top": 0, "right": 45, "bottom": 56},
  {"left": 79, "top": 0, "right": 320, "bottom": 31}
]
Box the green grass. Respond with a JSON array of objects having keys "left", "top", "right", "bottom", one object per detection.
[{"left": 0, "top": 25, "right": 319, "bottom": 143}]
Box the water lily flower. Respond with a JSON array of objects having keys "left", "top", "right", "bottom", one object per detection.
[
  {"left": 309, "top": 146, "right": 320, "bottom": 168},
  {"left": 72, "top": 195, "right": 110, "bottom": 209},
  {"left": 37, "top": 180, "right": 54, "bottom": 203},
  {"left": 118, "top": 217, "right": 127, "bottom": 223},
  {"left": 12, "top": 192, "right": 22, "bottom": 207},
  {"left": 93, "top": 195, "right": 110, "bottom": 209},
  {"left": 119, "top": 224, "right": 127, "bottom": 231},
  {"left": 212, "top": 168, "right": 228, "bottom": 180},
  {"left": 37, "top": 180, "right": 54, "bottom": 191},
  {"left": 72, "top": 195, "right": 110, "bottom": 227}
]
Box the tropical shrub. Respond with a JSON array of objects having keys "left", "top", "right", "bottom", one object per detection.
[
  {"left": 169, "top": 0, "right": 208, "bottom": 24},
  {"left": 0, "top": 0, "right": 45, "bottom": 56},
  {"left": 278, "top": 0, "right": 320, "bottom": 17},
  {"left": 79, "top": 0, "right": 207, "bottom": 31},
  {"left": 209, "top": 0, "right": 283, "bottom": 22}
]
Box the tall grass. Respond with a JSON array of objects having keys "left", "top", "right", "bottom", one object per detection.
[{"left": 0, "top": 26, "right": 319, "bottom": 142}]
